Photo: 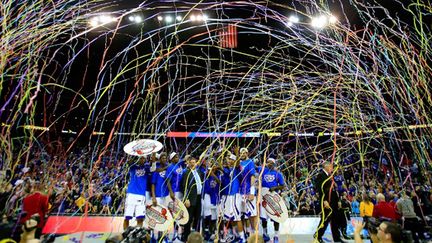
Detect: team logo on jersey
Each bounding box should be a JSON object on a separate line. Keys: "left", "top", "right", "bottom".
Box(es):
{"left": 210, "top": 180, "right": 218, "bottom": 188}
{"left": 159, "top": 171, "right": 166, "bottom": 178}
{"left": 175, "top": 167, "right": 183, "bottom": 174}
{"left": 136, "top": 169, "right": 146, "bottom": 177}
{"left": 264, "top": 174, "right": 276, "bottom": 182}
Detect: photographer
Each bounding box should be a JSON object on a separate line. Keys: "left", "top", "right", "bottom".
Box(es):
{"left": 353, "top": 220, "right": 402, "bottom": 243}
{"left": 20, "top": 214, "right": 41, "bottom": 243}
{"left": 396, "top": 190, "right": 426, "bottom": 243}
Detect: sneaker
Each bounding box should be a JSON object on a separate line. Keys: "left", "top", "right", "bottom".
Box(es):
{"left": 225, "top": 234, "right": 236, "bottom": 243}
{"left": 220, "top": 234, "right": 236, "bottom": 243}
{"left": 274, "top": 236, "right": 279, "bottom": 243}
{"left": 263, "top": 234, "right": 270, "bottom": 242}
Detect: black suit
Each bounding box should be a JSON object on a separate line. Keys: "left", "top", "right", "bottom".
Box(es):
{"left": 314, "top": 169, "right": 342, "bottom": 242}
{"left": 181, "top": 168, "right": 204, "bottom": 241}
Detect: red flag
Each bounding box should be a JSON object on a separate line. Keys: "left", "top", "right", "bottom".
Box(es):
{"left": 220, "top": 24, "right": 237, "bottom": 48}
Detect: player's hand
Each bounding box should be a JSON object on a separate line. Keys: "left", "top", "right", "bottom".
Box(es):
{"left": 353, "top": 220, "right": 365, "bottom": 234}
{"left": 185, "top": 199, "right": 191, "bottom": 208}
{"left": 152, "top": 198, "right": 157, "bottom": 207}
{"left": 323, "top": 200, "right": 330, "bottom": 209}
{"left": 247, "top": 194, "right": 254, "bottom": 201}
{"left": 233, "top": 146, "right": 240, "bottom": 155}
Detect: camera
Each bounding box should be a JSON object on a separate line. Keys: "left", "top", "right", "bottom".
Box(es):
{"left": 366, "top": 217, "right": 380, "bottom": 235}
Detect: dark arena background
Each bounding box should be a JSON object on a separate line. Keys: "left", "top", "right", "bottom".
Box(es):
{"left": 1, "top": 0, "right": 432, "bottom": 242}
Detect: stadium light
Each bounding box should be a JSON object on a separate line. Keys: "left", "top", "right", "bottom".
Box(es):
{"left": 329, "top": 15, "right": 337, "bottom": 24}
{"left": 129, "top": 15, "right": 142, "bottom": 24}
{"left": 165, "top": 15, "right": 173, "bottom": 23}
{"left": 89, "top": 17, "right": 99, "bottom": 27}
{"left": 189, "top": 14, "right": 207, "bottom": 22}
{"left": 99, "top": 15, "right": 115, "bottom": 24}
{"left": 311, "top": 15, "right": 328, "bottom": 29}
{"left": 176, "top": 15, "right": 182, "bottom": 21}
{"left": 89, "top": 14, "right": 116, "bottom": 27}
{"left": 157, "top": 15, "right": 163, "bottom": 21}
{"left": 288, "top": 15, "right": 299, "bottom": 23}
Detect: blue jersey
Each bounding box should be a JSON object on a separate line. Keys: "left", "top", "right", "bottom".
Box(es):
{"left": 219, "top": 167, "right": 229, "bottom": 196}
{"left": 145, "top": 162, "right": 153, "bottom": 192}
{"left": 204, "top": 172, "right": 221, "bottom": 205}
{"left": 221, "top": 167, "right": 241, "bottom": 195}
{"left": 151, "top": 166, "right": 169, "bottom": 197}
{"left": 240, "top": 159, "right": 257, "bottom": 195}
{"left": 127, "top": 164, "right": 148, "bottom": 195}
{"left": 166, "top": 162, "right": 184, "bottom": 193}
{"left": 199, "top": 165, "right": 207, "bottom": 175}
{"left": 258, "top": 167, "right": 285, "bottom": 190}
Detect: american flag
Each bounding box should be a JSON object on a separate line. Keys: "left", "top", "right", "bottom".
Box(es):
{"left": 219, "top": 24, "right": 238, "bottom": 48}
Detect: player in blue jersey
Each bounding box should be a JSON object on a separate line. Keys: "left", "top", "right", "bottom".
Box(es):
{"left": 258, "top": 157, "right": 286, "bottom": 243}
{"left": 166, "top": 152, "right": 185, "bottom": 242}
{"left": 239, "top": 147, "right": 258, "bottom": 235}
{"left": 217, "top": 153, "right": 230, "bottom": 241}
{"left": 151, "top": 152, "right": 174, "bottom": 207}
{"left": 202, "top": 159, "right": 221, "bottom": 241}
{"left": 167, "top": 152, "right": 184, "bottom": 200}
{"left": 220, "top": 153, "right": 246, "bottom": 242}
{"left": 123, "top": 156, "right": 150, "bottom": 230}
{"left": 151, "top": 152, "right": 175, "bottom": 242}
{"left": 145, "top": 153, "right": 158, "bottom": 206}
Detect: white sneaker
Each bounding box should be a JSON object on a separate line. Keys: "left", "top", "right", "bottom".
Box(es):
{"left": 220, "top": 234, "right": 236, "bottom": 243}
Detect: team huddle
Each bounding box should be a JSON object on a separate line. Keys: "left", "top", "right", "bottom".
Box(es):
{"left": 123, "top": 147, "right": 286, "bottom": 243}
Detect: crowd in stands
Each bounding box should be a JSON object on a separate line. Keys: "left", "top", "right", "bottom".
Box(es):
{"left": 1, "top": 144, "right": 432, "bottom": 242}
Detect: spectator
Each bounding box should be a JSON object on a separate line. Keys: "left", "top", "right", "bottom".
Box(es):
{"left": 19, "top": 181, "right": 49, "bottom": 238}
{"left": 351, "top": 196, "right": 360, "bottom": 216}
{"left": 339, "top": 194, "right": 351, "bottom": 238}
{"left": 353, "top": 220, "right": 402, "bottom": 243}
{"left": 373, "top": 193, "right": 399, "bottom": 221}
{"left": 20, "top": 214, "right": 41, "bottom": 243}
{"left": 75, "top": 192, "right": 87, "bottom": 213}
{"left": 396, "top": 190, "right": 425, "bottom": 243}
{"left": 187, "top": 232, "right": 203, "bottom": 243}
{"left": 100, "top": 190, "right": 112, "bottom": 215}
{"left": 360, "top": 193, "right": 374, "bottom": 226}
